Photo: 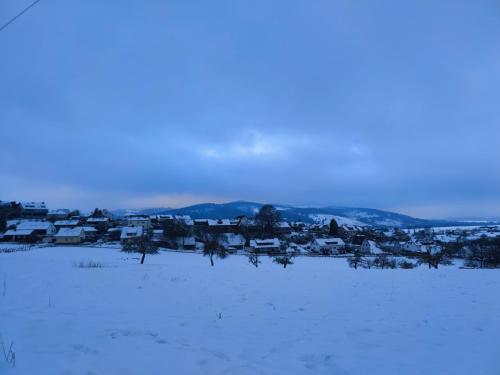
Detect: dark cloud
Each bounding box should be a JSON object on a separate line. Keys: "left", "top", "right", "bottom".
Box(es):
{"left": 1, "top": 0, "right": 500, "bottom": 217}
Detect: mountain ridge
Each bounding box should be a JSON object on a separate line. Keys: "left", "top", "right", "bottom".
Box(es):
{"left": 111, "top": 201, "right": 487, "bottom": 228}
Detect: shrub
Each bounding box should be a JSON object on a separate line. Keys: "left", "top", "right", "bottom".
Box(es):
{"left": 73, "top": 260, "right": 104, "bottom": 268}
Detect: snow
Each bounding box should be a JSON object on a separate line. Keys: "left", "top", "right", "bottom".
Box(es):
{"left": 54, "top": 220, "right": 80, "bottom": 226}
{"left": 3, "top": 229, "right": 34, "bottom": 236}
{"left": 1, "top": 247, "right": 500, "bottom": 375}
{"left": 366, "top": 240, "right": 385, "bottom": 254}
{"left": 20, "top": 201, "right": 47, "bottom": 210}
{"left": 54, "top": 227, "right": 84, "bottom": 237}
{"left": 16, "top": 221, "right": 54, "bottom": 231}
{"left": 120, "top": 226, "right": 143, "bottom": 240}
{"left": 313, "top": 238, "right": 345, "bottom": 247}
{"left": 308, "top": 214, "right": 367, "bottom": 227}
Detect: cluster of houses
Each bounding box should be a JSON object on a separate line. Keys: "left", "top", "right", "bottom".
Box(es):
{"left": 1, "top": 200, "right": 499, "bottom": 257}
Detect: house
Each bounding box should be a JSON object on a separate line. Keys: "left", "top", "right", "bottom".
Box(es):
{"left": 219, "top": 233, "right": 246, "bottom": 251}
{"left": 86, "top": 217, "right": 110, "bottom": 232}
{"left": 208, "top": 219, "right": 237, "bottom": 233}
{"left": 275, "top": 222, "right": 292, "bottom": 234}
{"left": 120, "top": 226, "right": 143, "bottom": 242}
{"left": 360, "top": 240, "right": 386, "bottom": 255}
{"left": 81, "top": 226, "right": 98, "bottom": 241}
{"left": 155, "top": 215, "right": 174, "bottom": 224}
{"left": 174, "top": 215, "right": 194, "bottom": 226}
{"left": 421, "top": 244, "right": 442, "bottom": 255}
{"left": 3, "top": 229, "right": 36, "bottom": 242}
{"left": 16, "top": 221, "right": 56, "bottom": 238}
{"left": 126, "top": 216, "right": 151, "bottom": 230}
{"left": 177, "top": 236, "right": 196, "bottom": 250}
{"left": 54, "top": 227, "right": 85, "bottom": 244}
{"left": 54, "top": 219, "right": 80, "bottom": 229}
{"left": 47, "top": 209, "right": 71, "bottom": 221}
{"left": 20, "top": 202, "right": 48, "bottom": 218}
{"left": 249, "top": 238, "right": 281, "bottom": 253}
{"left": 106, "top": 227, "right": 122, "bottom": 242}
{"left": 349, "top": 235, "right": 366, "bottom": 251}
{"left": 311, "top": 237, "right": 345, "bottom": 254}
{"left": 400, "top": 241, "right": 424, "bottom": 253}
{"left": 151, "top": 229, "right": 164, "bottom": 242}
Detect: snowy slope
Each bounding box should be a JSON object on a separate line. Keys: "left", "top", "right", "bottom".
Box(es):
{"left": 1, "top": 247, "right": 500, "bottom": 374}
{"left": 308, "top": 214, "right": 367, "bottom": 227}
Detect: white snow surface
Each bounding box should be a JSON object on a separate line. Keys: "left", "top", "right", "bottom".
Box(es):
{"left": 308, "top": 214, "right": 367, "bottom": 227}
{"left": 1, "top": 247, "right": 500, "bottom": 375}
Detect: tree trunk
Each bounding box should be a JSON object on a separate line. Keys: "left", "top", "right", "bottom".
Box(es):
{"left": 210, "top": 253, "right": 214, "bottom": 266}
{"left": 141, "top": 249, "right": 146, "bottom": 264}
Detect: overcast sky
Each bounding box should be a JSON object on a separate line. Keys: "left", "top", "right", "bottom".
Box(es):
{"left": 1, "top": 0, "right": 500, "bottom": 218}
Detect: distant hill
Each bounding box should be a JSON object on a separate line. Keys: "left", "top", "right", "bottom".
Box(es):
{"left": 112, "top": 201, "right": 469, "bottom": 228}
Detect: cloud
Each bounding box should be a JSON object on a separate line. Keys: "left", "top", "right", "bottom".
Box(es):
{"left": 1, "top": 0, "right": 500, "bottom": 217}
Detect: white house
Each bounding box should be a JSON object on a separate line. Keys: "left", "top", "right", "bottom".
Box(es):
{"left": 3, "top": 229, "right": 35, "bottom": 242}
{"left": 311, "top": 237, "right": 345, "bottom": 254}
{"left": 16, "top": 221, "right": 56, "bottom": 237}
{"left": 20, "top": 202, "right": 48, "bottom": 217}
{"left": 54, "top": 227, "right": 85, "bottom": 244}
{"left": 126, "top": 216, "right": 152, "bottom": 230}
{"left": 47, "top": 209, "right": 71, "bottom": 221}
{"left": 120, "top": 226, "right": 143, "bottom": 242}
{"left": 360, "top": 240, "right": 386, "bottom": 255}
{"left": 249, "top": 238, "right": 281, "bottom": 253}
{"left": 219, "top": 233, "right": 246, "bottom": 251}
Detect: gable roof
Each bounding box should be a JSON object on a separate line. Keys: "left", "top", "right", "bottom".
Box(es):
{"left": 314, "top": 237, "right": 345, "bottom": 246}
{"left": 4, "top": 229, "right": 34, "bottom": 236}
{"left": 20, "top": 202, "right": 47, "bottom": 210}
{"left": 54, "top": 227, "right": 84, "bottom": 237}
{"left": 120, "top": 226, "right": 143, "bottom": 240}
{"left": 17, "top": 221, "right": 54, "bottom": 231}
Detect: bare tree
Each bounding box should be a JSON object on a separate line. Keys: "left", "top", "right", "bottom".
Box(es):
{"left": 122, "top": 235, "right": 158, "bottom": 264}
{"left": 201, "top": 232, "right": 227, "bottom": 266}
{"left": 273, "top": 254, "right": 294, "bottom": 268}
{"left": 348, "top": 251, "right": 363, "bottom": 269}
{"left": 248, "top": 252, "right": 261, "bottom": 268}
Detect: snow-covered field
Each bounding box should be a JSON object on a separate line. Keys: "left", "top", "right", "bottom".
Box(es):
{"left": 1, "top": 247, "right": 500, "bottom": 375}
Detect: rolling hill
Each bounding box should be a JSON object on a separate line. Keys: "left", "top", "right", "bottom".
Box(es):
{"left": 112, "top": 201, "right": 464, "bottom": 228}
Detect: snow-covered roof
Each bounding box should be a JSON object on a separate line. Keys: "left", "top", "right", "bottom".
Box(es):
{"left": 277, "top": 222, "right": 291, "bottom": 228}
{"left": 54, "top": 220, "right": 80, "bottom": 226}
{"left": 220, "top": 233, "right": 245, "bottom": 248}
{"left": 86, "top": 217, "right": 109, "bottom": 223}
{"left": 54, "top": 227, "right": 84, "bottom": 237}
{"left": 49, "top": 209, "right": 70, "bottom": 215}
{"left": 249, "top": 238, "right": 280, "bottom": 249}
{"left": 127, "top": 216, "right": 150, "bottom": 221}
{"left": 120, "top": 226, "right": 143, "bottom": 240}
{"left": 208, "top": 219, "right": 232, "bottom": 226}
{"left": 6, "top": 219, "right": 21, "bottom": 227}
{"left": 366, "top": 240, "right": 385, "bottom": 254}
{"left": 156, "top": 214, "right": 174, "bottom": 220}
{"left": 314, "top": 237, "right": 345, "bottom": 246}
{"left": 20, "top": 202, "right": 47, "bottom": 210}
{"left": 81, "top": 226, "right": 98, "bottom": 232}
{"left": 17, "top": 221, "right": 54, "bottom": 231}
{"left": 4, "top": 229, "right": 34, "bottom": 236}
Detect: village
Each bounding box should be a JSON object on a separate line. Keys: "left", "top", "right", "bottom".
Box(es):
{"left": 1, "top": 200, "right": 499, "bottom": 268}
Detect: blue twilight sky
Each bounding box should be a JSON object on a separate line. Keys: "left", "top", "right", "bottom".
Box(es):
{"left": 1, "top": 0, "right": 500, "bottom": 218}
